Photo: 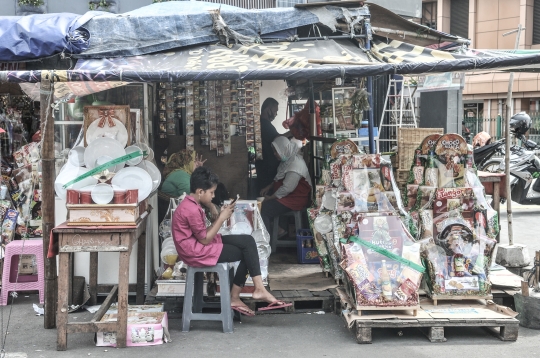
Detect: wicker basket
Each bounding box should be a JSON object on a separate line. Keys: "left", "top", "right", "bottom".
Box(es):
{"left": 397, "top": 128, "right": 444, "bottom": 170}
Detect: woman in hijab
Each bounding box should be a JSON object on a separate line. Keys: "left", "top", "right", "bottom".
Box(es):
{"left": 260, "top": 136, "right": 312, "bottom": 238}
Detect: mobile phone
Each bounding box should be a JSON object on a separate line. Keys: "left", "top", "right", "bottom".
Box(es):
{"left": 230, "top": 195, "right": 240, "bottom": 205}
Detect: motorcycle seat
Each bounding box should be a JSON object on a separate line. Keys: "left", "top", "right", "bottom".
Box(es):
{"left": 474, "top": 142, "right": 502, "bottom": 161}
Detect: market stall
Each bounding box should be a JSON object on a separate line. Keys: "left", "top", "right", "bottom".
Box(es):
{"left": 0, "top": 0, "right": 536, "bottom": 347}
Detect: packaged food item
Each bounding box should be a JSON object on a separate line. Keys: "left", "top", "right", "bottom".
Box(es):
{"left": 1, "top": 209, "right": 18, "bottom": 244}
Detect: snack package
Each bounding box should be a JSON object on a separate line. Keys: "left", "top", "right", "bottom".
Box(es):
{"left": 1, "top": 209, "right": 18, "bottom": 244}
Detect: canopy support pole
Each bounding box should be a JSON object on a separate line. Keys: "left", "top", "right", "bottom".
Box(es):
{"left": 309, "top": 79, "right": 317, "bottom": 188}
{"left": 365, "top": 23, "right": 376, "bottom": 154}
{"left": 503, "top": 24, "right": 523, "bottom": 246}
{"left": 40, "top": 76, "right": 57, "bottom": 328}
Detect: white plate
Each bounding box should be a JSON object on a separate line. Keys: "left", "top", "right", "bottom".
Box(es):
{"left": 84, "top": 137, "right": 126, "bottom": 172}
{"left": 231, "top": 222, "right": 253, "bottom": 235}
{"left": 54, "top": 163, "right": 98, "bottom": 200}
{"left": 136, "top": 160, "right": 161, "bottom": 192}
{"left": 125, "top": 145, "right": 143, "bottom": 166}
{"left": 322, "top": 191, "right": 336, "bottom": 211}
{"left": 111, "top": 167, "right": 153, "bottom": 202}
{"left": 68, "top": 146, "right": 85, "bottom": 167}
{"left": 86, "top": 118, "right": 129, "bottom": 147}
{"left": 314, "top": 214, "right": 332, "bottom": 234}
{"left": 91, "top": 183, "right": 114, "bottom": 205}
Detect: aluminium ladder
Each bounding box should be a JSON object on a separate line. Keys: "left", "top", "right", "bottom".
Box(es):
{"left": 378, "top": 77, "right": 417, "bottom": 151}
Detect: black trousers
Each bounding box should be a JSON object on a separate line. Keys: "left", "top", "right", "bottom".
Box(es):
{"left": 261, "top": 199, "right": 292, "bottom": 238}
{"left": 217, "top": 235, "right": 261, "bottom": 287}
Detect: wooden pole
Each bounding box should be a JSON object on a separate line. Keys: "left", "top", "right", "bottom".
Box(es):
{"left": 40, "top": 75, "right": 57, "bottom": 329}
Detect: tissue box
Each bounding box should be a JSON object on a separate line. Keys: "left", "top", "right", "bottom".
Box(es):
{"left": 96, "top": 305, "right": 170, "bottom": 347}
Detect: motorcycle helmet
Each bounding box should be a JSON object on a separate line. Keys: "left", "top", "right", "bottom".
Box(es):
{"left": 509, "top": 111, "right": 531, "bottom": 136}
{"left": 473, "top": 131, "right": 491, "bottom": 147}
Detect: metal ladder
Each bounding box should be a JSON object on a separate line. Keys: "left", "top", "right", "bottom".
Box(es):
{"left": 378, "top": 77, "right": 417, "bottom": 151}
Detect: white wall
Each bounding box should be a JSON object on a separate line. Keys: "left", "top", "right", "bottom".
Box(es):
{"left": 260, "top": 80, "right": 289, "bottom": 134}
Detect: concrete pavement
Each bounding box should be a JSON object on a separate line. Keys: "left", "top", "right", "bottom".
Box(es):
{"left": 0, "top": 203, "right": 539, "bottom": 357}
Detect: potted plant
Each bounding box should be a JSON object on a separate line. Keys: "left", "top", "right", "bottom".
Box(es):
{"left": 16, "top": 0, "right": 47, "bottom": 15}
{"left": 88, "top": 0, "right": 118, "bottom": 13}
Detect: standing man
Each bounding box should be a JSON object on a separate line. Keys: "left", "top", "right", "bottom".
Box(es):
{"left": 256, "top": 97, "right": 281, "bottom": 193}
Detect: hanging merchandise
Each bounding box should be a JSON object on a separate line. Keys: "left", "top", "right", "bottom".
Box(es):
{"left": 401, "top": 133, "right": 499, "bottom": 301}
{"left": 199, "top": 81, "right": 216, "bottom": 146}
{"left": 199, "top": 82, "right": 209, "bottom": 146}
{"left": 222, "top": 80, "right": 231, "bottom": 155}
{"left": 253, "top": 81, "right": 263, "bottom": 160}
{"left": 215, "top": 81, "right": 224, "bottom": 157}
{"left": 185, "top": 82, "right": 195, "bottom": 150}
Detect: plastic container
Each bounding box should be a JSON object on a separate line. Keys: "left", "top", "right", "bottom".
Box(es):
{"left": 296, "top": 229, "right": 319, "bottom": 264}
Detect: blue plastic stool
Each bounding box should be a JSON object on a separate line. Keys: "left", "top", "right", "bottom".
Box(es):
{"left": 182, "top": 263, "right": 234, "bottom": 333}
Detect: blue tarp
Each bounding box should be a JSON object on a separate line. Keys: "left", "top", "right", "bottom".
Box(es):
{"left": 0, "top": 1, "right": 369, "bottom": 62}
{"left": 0, "top": 12, "right": 89, "bottom": 62}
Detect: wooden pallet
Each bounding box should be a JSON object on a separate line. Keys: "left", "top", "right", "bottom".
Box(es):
{"left": 338, "top": 288, "right": 518, "bottom": 343}
{"left": 242, "top": 290, "right": 335, "bottom": 314}
{"left": 430, "top": 294, "right": 493, "bottom": 306}
{"left": 345, "top": 314, "right": 519, "bottom": 344}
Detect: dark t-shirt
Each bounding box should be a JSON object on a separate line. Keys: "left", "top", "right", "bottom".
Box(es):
{"left": 255, "top": 118, "right": 280, "bottom": 190}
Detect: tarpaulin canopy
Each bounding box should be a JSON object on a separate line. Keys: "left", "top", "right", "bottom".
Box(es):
{"left": 0, "top": 1, "right": 369, "bottom": 62}
{"left": 4, "top": 37, "right": 540, "bottom": 87}
{"left": 0, "top": 12, "right": 89, "bottom": 62}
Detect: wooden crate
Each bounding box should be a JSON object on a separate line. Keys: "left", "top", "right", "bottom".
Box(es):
{"left": 67, "top": 203, "right": 140, "bottom": 225}
{"left": 397, "top": 128, "right": 444, "bottom": 170}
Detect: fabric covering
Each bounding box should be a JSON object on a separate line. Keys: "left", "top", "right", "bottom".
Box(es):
{"left": 272, "top": 136, "right": 311, "bottom": 187}
{"left": 172, "top": 195, "right": 222, "bottom": 267}
{"left": 0, "top": 12, "right": 89, "bottom": 61}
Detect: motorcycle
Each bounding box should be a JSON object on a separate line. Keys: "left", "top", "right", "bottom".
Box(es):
{"left": 474, "top": 112, "right": 540, "bottom": 205}
{"left": 499, "top": 140, "right": 540, "bottom": 205}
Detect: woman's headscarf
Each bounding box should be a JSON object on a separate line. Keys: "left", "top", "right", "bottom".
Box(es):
{"left": 272, "top": 136, "right": 311, "bottom": 187}
{"left": 162, "top": 149, "right": 196, "bottom": 178}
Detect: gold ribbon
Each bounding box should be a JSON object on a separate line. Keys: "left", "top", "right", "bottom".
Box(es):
{"left": 97, "top": 109, "right": 118, "bottom": 128}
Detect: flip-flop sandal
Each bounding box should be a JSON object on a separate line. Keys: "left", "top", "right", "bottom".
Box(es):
{"left": 231, "top": 306, "right": 255, "bottom": 317}
{"left": 257, "top": 300, "right": 292, "bottom": 312}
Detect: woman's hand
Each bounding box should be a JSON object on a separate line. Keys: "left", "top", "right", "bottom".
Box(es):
{"left": 218, "top": 204, "right": 235, "bottom": 222}
{"left": 193, "top": 153, "right": 207, "bottom": 171}
{"left": 259, "top": 184, "right": 272, "bottom": 197}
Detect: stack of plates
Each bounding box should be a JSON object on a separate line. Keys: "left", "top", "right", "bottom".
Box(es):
{"left": 111, "top": 167, "right": 153, "bottom": 203}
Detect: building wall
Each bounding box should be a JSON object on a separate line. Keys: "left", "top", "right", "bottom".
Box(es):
{"left": 0, "top": 0, "right": 422, "bottom": 16}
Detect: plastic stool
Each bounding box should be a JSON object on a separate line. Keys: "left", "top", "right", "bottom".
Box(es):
{"left": 1, "top": 240, "right": 44, "bottom": 305}
{"left": 271, "top": 210, "right": 303, "bottom": 254}
{"left": 182, "top": 263, "right": 234, "bottom": 333}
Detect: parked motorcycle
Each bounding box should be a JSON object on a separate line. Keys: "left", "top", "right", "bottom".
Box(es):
{"left": 474, "top": 112, "right": 540, "bottom": 205}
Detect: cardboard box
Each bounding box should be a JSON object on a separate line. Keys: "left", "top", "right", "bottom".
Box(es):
{"left": 18, "top": 254, "right": 36, "bottom": 275}
{"left": 96, "top": 304, "right": 170, "bottom": 347}
{"left": 156, "top": 280, "right": 208, "bottom": 297}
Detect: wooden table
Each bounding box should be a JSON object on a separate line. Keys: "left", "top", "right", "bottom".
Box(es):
{"left": 478, "top": 171, "right": 506, "bottom": 243}
{"left": 54, "top": 216, "right": 148, "bottom": 350}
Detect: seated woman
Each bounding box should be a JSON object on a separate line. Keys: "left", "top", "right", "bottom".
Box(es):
{"left": 260, "top": 137, "right": 312, "bottom": 238}
{"left": 161, "top": 149, "right": 206, "bottom": 198}
{"left": 172, "top": 166, "right": 291, "bottom": 315}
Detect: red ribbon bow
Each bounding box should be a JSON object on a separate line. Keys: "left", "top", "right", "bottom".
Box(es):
{"left": 97, "top": 109, "right": 118, "bottom": 128}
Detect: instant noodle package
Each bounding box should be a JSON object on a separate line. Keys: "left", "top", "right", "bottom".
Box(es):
{"left": 403, "top": 133, "right": 498, "bottom": 300}
{"left": 308, "top": 140, "right": 424, "bottom": 309}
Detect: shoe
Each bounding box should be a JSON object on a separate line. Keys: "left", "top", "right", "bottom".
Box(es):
{"left": 231, "top": 305, "right": 255, "bottom": 316}
{"left": 257, "top": 300, "right": 292, "bottom": 312}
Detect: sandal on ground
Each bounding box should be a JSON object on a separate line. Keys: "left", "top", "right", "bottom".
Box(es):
{"left": 231, "top": 305, "right": 255, "bottom": 316}
{"left": 257, "top": 300, "right": 292, "bottom": 312}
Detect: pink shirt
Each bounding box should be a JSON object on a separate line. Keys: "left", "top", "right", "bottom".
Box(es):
{"left": 172, "top": 195, "right": 223, "bottom": 267}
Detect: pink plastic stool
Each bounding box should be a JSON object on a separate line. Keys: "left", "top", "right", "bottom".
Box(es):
{"left": 1, "top": 240, "right": 44, "bottom": 305}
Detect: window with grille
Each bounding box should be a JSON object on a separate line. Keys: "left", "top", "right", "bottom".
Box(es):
{"left": 421, "top": 1, "right": 437, "bottom": 29}
{"left": 450, "top": 0, "right": 469, "bottom": 38}
{"left": 201, "top": 0, "right": 277, "bottom": 8}
{"left": 534, "top": 0, "right": 540, "bottom": 44}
